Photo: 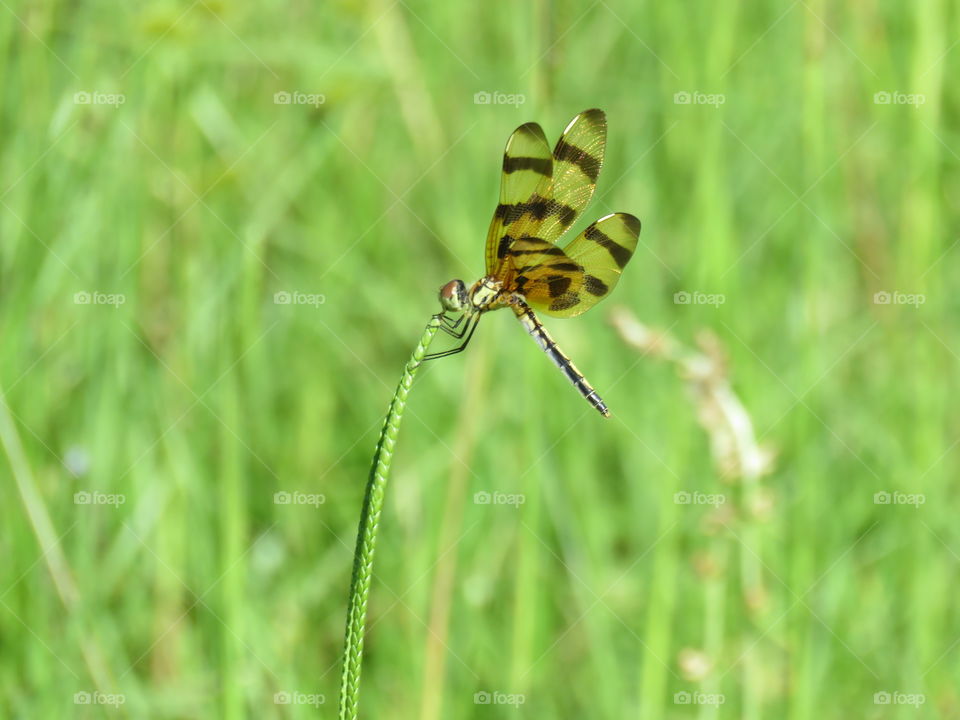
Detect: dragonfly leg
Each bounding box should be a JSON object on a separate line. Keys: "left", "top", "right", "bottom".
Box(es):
{"left": 424, "top": 314, "right": 480, "bottom": 360}
{"left": 441, "top": 313, "right": 465, "bottom": 329}
{"left": 434, "top": 312, "right": 471, "bottom": 339}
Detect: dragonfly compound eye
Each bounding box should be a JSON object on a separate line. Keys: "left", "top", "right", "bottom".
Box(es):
{"left": 439, "top": 279, "right": 468, "bottom": 312}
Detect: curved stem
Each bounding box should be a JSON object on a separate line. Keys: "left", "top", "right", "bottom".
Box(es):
{"left": 338, "top": 315, "right": 442, "bottom": 720}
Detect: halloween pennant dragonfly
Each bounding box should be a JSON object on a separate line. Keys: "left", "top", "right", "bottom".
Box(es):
{"left": 426, "top": 108, "right": 640, "bottom": 417}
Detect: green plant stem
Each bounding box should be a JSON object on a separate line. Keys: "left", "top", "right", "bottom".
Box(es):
{"left": 338, "top": 315, "right": 442, "bottom": 720}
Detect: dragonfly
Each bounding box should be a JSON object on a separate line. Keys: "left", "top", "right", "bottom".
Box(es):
{"left": 426, "top": 108, "right": 640, "bottom": 417}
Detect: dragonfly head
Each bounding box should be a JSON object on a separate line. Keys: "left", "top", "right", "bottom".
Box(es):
{"left": 439, "top": 279, "right": 469, "bottom": 313}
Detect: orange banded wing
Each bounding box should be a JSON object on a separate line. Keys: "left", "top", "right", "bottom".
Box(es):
{"left": 519, "top": 212, "right": 641, "bottom": 318}
{"left": 535, "top": 108, "right": 607, "bottom": 245}
{"left": 484, "top": 122, "right": 553, "bottom": 274}
{"left": 485, "top": 109, "right": 608, "bottom": 276}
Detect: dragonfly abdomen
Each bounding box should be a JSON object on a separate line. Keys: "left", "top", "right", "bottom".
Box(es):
{"left": 512, "top": 301, "right": 610, "bottom": 417}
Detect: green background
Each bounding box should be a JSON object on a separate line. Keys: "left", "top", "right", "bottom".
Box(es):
{"left": 2, "top": 0, "right": 958, "bottom": 717}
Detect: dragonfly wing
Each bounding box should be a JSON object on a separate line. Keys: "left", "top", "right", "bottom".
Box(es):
{"left": 519, "top": 212, "right": 640, "bottom": 318}
{"left": 484, "top": 122, "right": 553, "bottom": 274}
{"left": 535, "top": 108, "right": 607, "bottom": 245}
{"left": 485, "top": 109, "right": 608, "bottom": 278}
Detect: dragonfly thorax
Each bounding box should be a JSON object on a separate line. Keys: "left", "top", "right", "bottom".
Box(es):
{"left": 439, "top": 277, "right": 503, "bottom": 314}
{"left": 468, "top": 277, "right": 503, "bottom": 310}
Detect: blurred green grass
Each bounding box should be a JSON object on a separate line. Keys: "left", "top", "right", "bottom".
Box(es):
{"left": 2, "top": 0, "right": 959, "bottom": 717}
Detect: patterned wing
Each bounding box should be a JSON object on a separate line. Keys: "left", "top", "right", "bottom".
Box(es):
{"left": 517, "top": 213, "right": 641, "bottom": 318}
{"left": 486, "top": 109, "right": 608, "bottom": 277}
{"left": 484, "top": 122, "right": 553, "bottom": 274}
{"left": 535, "top": 108, "right": 607, "bottom": 245}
